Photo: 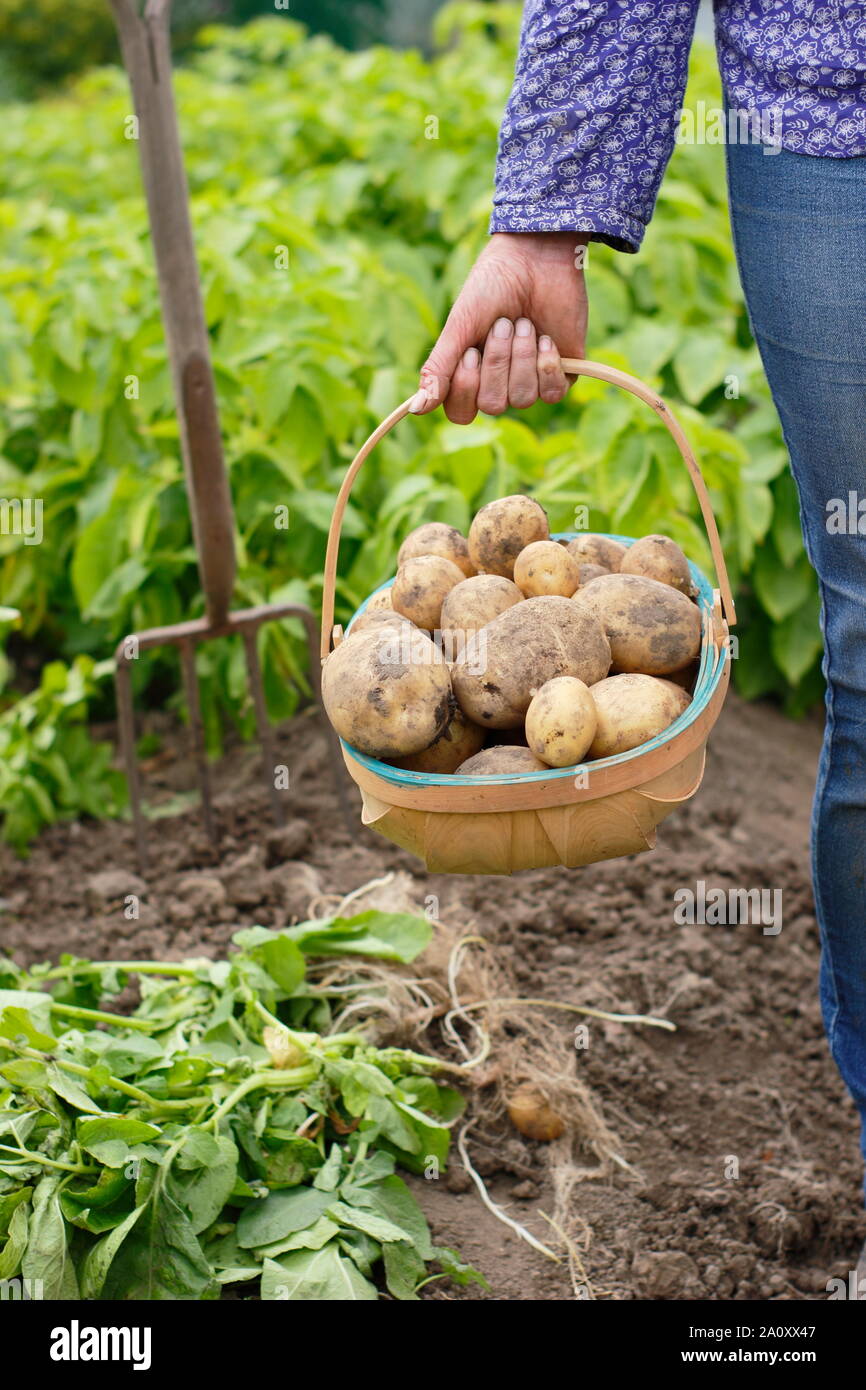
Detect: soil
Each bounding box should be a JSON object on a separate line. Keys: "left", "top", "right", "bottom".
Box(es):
{"left": 1, "top": 692, "right": 863, "bottom": 1302}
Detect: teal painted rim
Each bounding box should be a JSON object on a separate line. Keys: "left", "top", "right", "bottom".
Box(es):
{"left": 341, "top": 533, "right": 726, "bottom": 788}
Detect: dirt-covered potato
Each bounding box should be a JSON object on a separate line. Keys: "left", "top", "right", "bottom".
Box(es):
{"left": 572, "top": 573, "right": 701, "bottom": 675}
{"left": 349, "top": 607, "right": 413, "bottom": 637}
{"left": 468, "top": 495, "right": 549, "bottom": 578}
{"left": 452, "top": 595, "right": 611, "bottom": 729}
{"left": 525, "top": 676, "right": 597, "bottom": 767}
{"left": 365, "top": 587, "right": 393, "bottom": 615}
{"left": 321, "top": 627, "right": 452, "bottom": 759}
{"left": 577, "top": 562, "right": 608, "bottom": 586}
{"left": 620, "top": 534, "right": 693, "bottom": 594}
{"left": 440, "top": 574, "right": 524, "bottom": 634}
{"left": 398, "top": 521, "right": 474, "bottom": 578}
{"left": 456, "top": 746, "right": 549, "bottom": 775}
{"left": 513, "top": 540, "right": 581, "bottom": 598}
{"left": 391, "top": 554, "right": 465, "bottom": 631}
{"left": 389, "top": 706, "right": 485, "bottom": 774}
{"left": 589, "top": 673, "right": 691, "bottom": 759}
{"left": 565, "top": 533, "right": 626, "bottom": 572}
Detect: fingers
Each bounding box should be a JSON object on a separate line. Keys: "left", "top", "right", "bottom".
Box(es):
{"left": 537, "top": 335, "right": 569, "bottom": 404}
{"left": 508, "top": 317, "right": 538, "bottom": 408}
{"left": 476, "top": 317, "right": 514, "bottom": 415}
{"left": 412, "top": 304, "right": 486, "bottom": 415}
{"left": 444, "top": 348, "right": 482, "bottom": 424}
{"left": 416, "top": 321, "right": 571, "bottom": 421}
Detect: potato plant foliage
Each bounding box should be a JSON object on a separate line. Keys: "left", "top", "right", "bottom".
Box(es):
{"left": 0, "top": 4, "right": 820, "bottom": 846}
{"left": 0, "top": 912, "right": 483, "bottom": 1300}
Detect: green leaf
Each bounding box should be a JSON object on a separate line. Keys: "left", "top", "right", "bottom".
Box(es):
{"left": 673, "top": 329, "right": 733, "bottom": 404}
{"left": 79, "top": 1204, "right": 146, "bottom": 1300}
{"left": 0, "top": 1201, "right": 29, "bottom": 1280}
{"left": 326, "top": 1200, "right": 410, "bottom": 1244}
{"left": 254, "top": 1215, "right": 340, "bottom": 1260}
{"left": 285, "top": 911, "right": 432, "bottom": 963}
{"left": 770, "top": 594, "right": 823, "bottom": 684}
{"left": 344, "top": 1175, "right": 434, "bottom": 1260}
{"left": 236, "top": 1186, "right": 333, "bottom": 1250}
{"left": 46, "top": 1062, "right": 105, "bottom": 1114}
{"left": 76, "top": 1116, "right": 162, "bottom": 1167}
{"left": 753, "top": 547, "right": 816, "bottom": 623}
{"left": 169, "top": 1135, "right": 238, "bottom": 1235}
{"left": 101, "top": 1186, "right": 219, "bottom": 1301}
{"left": 382, "top": 1239, "right": 425, "bottom": 1300}
{"left": 21, "top": 1179, "right": 78, "bottom": 1300}
{"left": 260, "top": 1244, "right": 378, "bottom": 1301}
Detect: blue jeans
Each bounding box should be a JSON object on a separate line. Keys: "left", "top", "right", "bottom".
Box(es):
{"left": 725, "top": 138, "right": 866, "bottom": 1188}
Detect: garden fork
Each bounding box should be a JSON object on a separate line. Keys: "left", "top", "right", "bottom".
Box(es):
{"left": 110, "top": 0, "right": 349, "bottom": 869}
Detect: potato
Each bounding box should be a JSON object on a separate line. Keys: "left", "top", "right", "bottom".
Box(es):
{"left": 589, "top": 673, "right": 691, "bottom": 759}
{"left": 577, "top": 562, "right": 608, "bottom": 586}
{"left": 321, "top": 626, "right": 452, "bottom": 759}
{"left": 565, "top": 533, "right": 626, "bottom": 572}
{"left": 452, "top": 595, "right": 611, "bottom": 729}
{"left": 456, "top": 746, "right": 549, "bottom": 776}
{"left": 468, "top": 494, "right": 549, "bottom": 578}
{"left": 620, "top": 533, "right": 693, "bottom": 594}
{"left": 365, "top": 587, "right": 393, "bottom": 615}
{"left": 525, "top": 676, "right": 597, "bottom": 767}
{"left": 513, "top": 540, "right": 581, "bottom": 598}
{"left": 507, "top": 1084, "right": 565, "bottom": 1142}
{"left": 398, "top": 521, "right": 474, "bottom": 578}
{"left": 391, "top": 554, "right": 465, "bottom": 631}
{"left": 349, "top": 607, "right": 413, "bottom": 637}
{"left": 389, "top": 706, "right": 485, "bottom": 774}
{"left": 664, "top": 661, "right": 699, "bottom": 694}
{"left": 572, "top": 573, "right": 701, "bottom": 675}
{"left": 440, "top": 574, "right": 524, "bottom": 635}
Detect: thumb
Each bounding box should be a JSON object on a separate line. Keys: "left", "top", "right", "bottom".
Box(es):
{"left": 411, "top": 304, "right": 487, "bottom": 415}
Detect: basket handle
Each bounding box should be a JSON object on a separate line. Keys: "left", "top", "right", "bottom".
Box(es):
{"left": 320, "top": 358, "right": 736, "bottom": 660}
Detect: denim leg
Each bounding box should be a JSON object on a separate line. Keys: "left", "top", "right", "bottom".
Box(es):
{"left": 725, "top": 138, "right": 866, "bottom": 1180}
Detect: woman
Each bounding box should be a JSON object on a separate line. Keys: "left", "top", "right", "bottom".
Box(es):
{"left": 412, "top": 1, "right": 866, "bottom": 1287}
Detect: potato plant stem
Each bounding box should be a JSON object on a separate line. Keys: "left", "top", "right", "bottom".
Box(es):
{"left": 0, "top": 1142, "right": 98, "bottom": 1175}
{"left": 207, "top": 1065, "right": 318, "bottom": 1131}
{"left": 47, "top": 1001, "right": 157, "bottom": 1033}
{"left": 16, "top": 1045, "right": 198, "bottom": 1112}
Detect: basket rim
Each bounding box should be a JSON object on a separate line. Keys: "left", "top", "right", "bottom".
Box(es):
{"left": 341, "top": 532, "right": 728, "bottom": 789}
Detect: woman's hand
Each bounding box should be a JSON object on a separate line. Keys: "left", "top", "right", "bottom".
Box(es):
{"left": 411, "top": 231, "right": 589, "bottom": 422}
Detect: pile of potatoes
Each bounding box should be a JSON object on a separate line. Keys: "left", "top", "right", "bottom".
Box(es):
{"left": 322, "top": 496, "right": 703, "bottom": 778}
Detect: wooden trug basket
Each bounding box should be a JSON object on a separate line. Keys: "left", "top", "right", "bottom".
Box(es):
{"left": 321, "top": 360, "right": 736, "bottom": 876}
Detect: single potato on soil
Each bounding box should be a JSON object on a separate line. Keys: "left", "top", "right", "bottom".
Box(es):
{"left": 589, "top": 673, "right": 691, "bottom": 759}
{"left": 514, "top": 540, "right": 581, "bottom": 598}
{"left": 391, "top": 554, "right": 465, "bottom": 630}
{"left": 398, "top": 521, "right": 475, "bottom": 578}
{"left": 468, "top": 494, "right": 549, "bottom": 578}
{"left": 321, "top": 626, "right": 452, "bottom": 759}
{"left": 452, "top": 595, "right": 611, "bottom": 729}
{"left": 573, "top": 572, "right": 701, "bottom": 675}
{"left": 525, "top": 676, "right": 597, "bottom": 767}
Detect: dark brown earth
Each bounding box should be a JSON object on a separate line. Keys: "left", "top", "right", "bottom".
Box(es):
{"left": 1, "top": 691, "right": 863, "bottom": 1301}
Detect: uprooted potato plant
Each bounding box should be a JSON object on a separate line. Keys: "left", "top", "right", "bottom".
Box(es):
{"left": 0, "top": 871, "right": 674, "bottom": 1300}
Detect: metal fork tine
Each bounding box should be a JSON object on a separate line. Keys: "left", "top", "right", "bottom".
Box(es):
{"left": 179, "top": 639, "right": 217, "bottom": 846}
{"left": 242, "top": 627, "right": 285, "bottom": 829}
{"left": 115, "top": 655, "right": 149, "bottom": 870}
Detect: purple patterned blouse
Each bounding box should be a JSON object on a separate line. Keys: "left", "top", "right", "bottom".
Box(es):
{"left": 491, "top": 1, "right": 866, "bottom": 252}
